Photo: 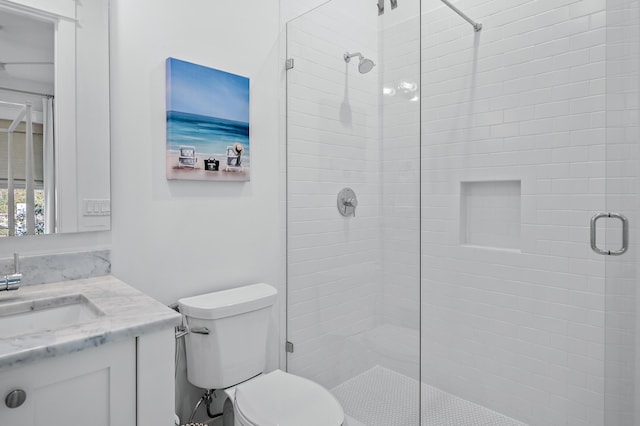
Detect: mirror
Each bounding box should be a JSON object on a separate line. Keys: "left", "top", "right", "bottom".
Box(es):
{"left": 0, "top": 0, "right": 110, "bottom": 236}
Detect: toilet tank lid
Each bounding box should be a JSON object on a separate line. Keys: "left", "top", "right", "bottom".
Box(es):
{"left": 178, "top": 283, "right": 278, "bottom": 320}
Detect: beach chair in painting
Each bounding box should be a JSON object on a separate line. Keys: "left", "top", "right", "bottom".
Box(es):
{"left": 178, "top": 145, "right": 197, "bottom": 168}
{"left": 225, "top": 144, "right": 244, "bottom": 172}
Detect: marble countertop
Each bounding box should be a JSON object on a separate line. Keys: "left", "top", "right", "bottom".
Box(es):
{"left": 0, "top": 275, "right": 181, "bottom": 371}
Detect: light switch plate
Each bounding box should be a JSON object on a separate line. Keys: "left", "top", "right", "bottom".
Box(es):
{"left": 83, "top": 199, "right": 110, "bottom": 216}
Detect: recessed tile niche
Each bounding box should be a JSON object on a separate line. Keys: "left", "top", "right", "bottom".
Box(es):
{"left": 460, "top": 180, "right": 521, "bottom": 251}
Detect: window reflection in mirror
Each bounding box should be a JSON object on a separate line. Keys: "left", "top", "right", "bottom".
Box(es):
{"left": 0, "top": 8, "right": 54, "bottom": 236}
{"left": 0, "top": 0, "right": 111, "bottom": 236}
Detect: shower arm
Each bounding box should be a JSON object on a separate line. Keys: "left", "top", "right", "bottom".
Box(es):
{"left": 344, "top": 52, "right": 363, "bottom": 63}
{"left": 440, "top": 0, "right": 482, "bottom": 32}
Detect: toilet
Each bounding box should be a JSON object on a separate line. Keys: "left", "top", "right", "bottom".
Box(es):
{"left": 178, "top": 283, "right": 344, "bottom": 426}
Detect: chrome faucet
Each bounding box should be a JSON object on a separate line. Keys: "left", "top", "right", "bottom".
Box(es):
{"left": 1, "top": 253, "right": 22, "bottom": 291}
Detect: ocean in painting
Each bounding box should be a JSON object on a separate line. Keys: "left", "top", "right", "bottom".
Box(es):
{"left": 167, "top": 110, "right": 250, "bottom": 159}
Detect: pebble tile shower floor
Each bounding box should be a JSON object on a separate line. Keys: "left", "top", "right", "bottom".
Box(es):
{"left": 332, "top": 366, "right": 527, "bottom": 426}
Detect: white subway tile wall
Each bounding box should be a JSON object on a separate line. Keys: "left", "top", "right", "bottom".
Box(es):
{"left": 421, "top": 0, "right": 608, "bottom": 425}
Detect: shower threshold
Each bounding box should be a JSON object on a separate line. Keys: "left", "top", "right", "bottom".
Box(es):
{"left": 332, "top": 366, "right": 527, "bottom": 426}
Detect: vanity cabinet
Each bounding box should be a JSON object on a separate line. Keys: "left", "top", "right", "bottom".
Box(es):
{"left": 0, "top": 339, "right": 136, "bottom": 426}
{"left": 0, "top": 277, "right": 180, "bottom": 426}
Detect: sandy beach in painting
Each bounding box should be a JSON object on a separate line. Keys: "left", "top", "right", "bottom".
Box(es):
{"left": 166, "top": 150, "right": 250, "bottom": 181}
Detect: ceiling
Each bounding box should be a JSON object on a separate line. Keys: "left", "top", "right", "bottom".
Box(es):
{"left": 0, "top": 8, "right": 54, "bottom": 93}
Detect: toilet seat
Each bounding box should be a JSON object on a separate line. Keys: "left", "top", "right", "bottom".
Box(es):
{"left": 233, "top": 370, "right": 344, "bottom": 426}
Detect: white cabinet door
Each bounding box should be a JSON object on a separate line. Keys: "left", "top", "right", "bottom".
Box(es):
{"left": 0, "top": 339, "right": 136, "bottom": 426}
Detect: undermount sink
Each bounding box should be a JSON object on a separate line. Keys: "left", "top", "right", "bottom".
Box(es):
{"left": 0, "top": 294, "right": 104, "bottom": 339}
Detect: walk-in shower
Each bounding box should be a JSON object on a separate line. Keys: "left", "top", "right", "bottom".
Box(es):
{"left": 286, "top": 0, "right": 640, "bottom": 425}
{"left": 344, "top": 52, "right": 375, "bottom": 74}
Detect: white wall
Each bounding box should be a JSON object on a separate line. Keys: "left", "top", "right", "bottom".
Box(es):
{"left": 109, "top": 0, "right": 281, "bottom": 317}
{"left": 108, "top": 0, "right": 281, "bottom": 421}
{"left": 420, "top": 0, "right": 608, "bottom": 425}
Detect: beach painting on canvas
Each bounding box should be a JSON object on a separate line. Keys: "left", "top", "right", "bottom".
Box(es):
{"left": 166, "top": 57, "right": 250, "bottom": 181}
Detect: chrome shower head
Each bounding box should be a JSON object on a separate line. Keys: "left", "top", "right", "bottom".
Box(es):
{"left": 358, "top": 58, "right": 375, "bottom": 74}
{"left": 344, "top": 52, "right": 375, "bottom": 74}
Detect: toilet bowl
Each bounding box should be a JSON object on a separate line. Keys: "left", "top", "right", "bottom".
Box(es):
{"left": 225, "top": 370, "right": 343, "bottom": 426}
{"left": 178, "top": 283, "right": 344, "bottom": 426}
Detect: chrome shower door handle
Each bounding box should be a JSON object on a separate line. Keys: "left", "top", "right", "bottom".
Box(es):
{"left": 590, "top": 212, "right": 629, "bottom": 256}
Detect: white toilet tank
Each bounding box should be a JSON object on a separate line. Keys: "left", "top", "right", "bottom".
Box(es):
{"left": 178, "top": 283, "right": 277, "bottom": 389}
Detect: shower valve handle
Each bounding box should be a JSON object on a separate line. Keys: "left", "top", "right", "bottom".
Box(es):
{"left": 343, "top": 198, "right": 357, "bottom": 207}
{"left": 337, "top": 188, "right": 358, "bottom": 217}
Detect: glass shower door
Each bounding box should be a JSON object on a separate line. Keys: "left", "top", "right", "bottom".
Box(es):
{"left": 285, "top": 0, "right": 421, "bottom": 425}
{"left": 604, "top": 0, "right": 640, "bottom": 424}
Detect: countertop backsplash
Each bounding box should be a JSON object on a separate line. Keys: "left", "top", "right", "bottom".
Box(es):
{"left": 0, "top": 250, "right": 110, "bottom": 286}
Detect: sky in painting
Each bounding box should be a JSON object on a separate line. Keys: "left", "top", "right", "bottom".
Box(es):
{"left": 166, "top": 57, "right": 249, "bottom": 124}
